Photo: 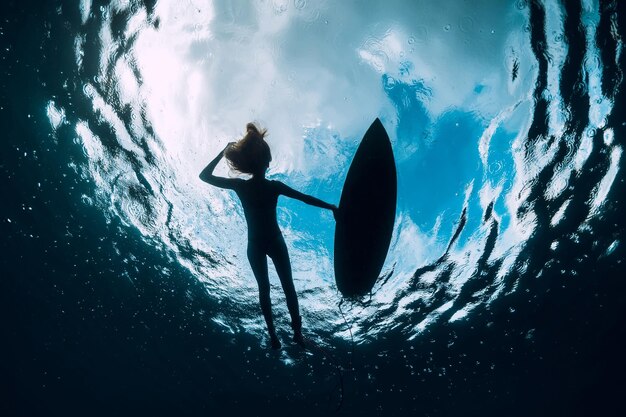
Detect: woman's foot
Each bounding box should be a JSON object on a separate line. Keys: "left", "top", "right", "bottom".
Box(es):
{"left": 270, "top": 333, "right": 282, "bottom": 350}
{"left": 291, "top": 315, "right": 305, "bottom": 347}
{"left": 293, "top": 330, "right": 306, "bottom": 348}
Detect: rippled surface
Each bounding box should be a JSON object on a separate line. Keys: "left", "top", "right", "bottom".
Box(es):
{"left": 50, "top": 0, "right": 622, "bottom": 342}
{"left": 4, "top": 0, "right": 626, "bottom": 415}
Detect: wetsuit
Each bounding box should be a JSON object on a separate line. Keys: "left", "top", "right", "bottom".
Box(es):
{"left": 200, "top": 148, "right": 334, "bottom": 337}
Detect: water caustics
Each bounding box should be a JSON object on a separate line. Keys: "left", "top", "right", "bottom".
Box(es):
{"left": 47, "top": 0, "right": 623, "bottom": 346}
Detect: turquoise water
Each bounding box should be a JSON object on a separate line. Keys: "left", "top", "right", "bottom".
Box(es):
{"left": 3, "top": 0, "right": 625, "bottom": 416}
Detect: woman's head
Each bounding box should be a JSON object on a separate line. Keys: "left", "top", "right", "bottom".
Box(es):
{"left": 224, "top": 122, "right": 272, "bottom": 176}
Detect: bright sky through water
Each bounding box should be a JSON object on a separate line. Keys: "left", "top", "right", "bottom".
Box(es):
{"left": 50, "top": 0, "right": 620, "bottom": 344}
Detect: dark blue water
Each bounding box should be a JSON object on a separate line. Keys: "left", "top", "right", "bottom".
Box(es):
{"left": 2, "top": 1, "right": 626, "bottom": 416}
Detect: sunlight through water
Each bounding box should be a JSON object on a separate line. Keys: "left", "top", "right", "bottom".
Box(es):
{"left": 48, "top": 0, "right": 622, "bottom": 347}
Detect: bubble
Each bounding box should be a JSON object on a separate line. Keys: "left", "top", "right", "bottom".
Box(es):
{"left": 363, "top": 36, "right": 389, "bottom": 67}
{"left": 585, "top": 54, "right": 601, "bottom": 69}
{"left": 411, "top": 26, "right": 428, "bottom": 44}
{"left": 384, "top": 76, "right": 396, "bottom": 90}
{"left": 273, "top": 0, "right": 289, "bottom": 14}
{"left": 301, "top": 8, "right": 320, "bottom": 23}
{"left": 122, "top": 194, "right": 154, "bottom": 230}
{"left": 515, "top": 0, "right": 528, "bottom": 10}
{"left": 81, "top": 195, "right": 94, "bottom": 206}
{"left": 459, "top": 16, "right": 474, "bottom": 33}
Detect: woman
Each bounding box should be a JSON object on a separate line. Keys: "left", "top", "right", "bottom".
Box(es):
{"left": 200, "top": 123, "right": 337, "bottom": 349}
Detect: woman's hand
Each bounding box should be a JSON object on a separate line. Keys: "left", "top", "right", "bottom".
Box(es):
{"left": 224, "top": 141, "right": 236, "bottom": 152}
{"left": 331, "top": 205, "right": 340, "bottom": 221}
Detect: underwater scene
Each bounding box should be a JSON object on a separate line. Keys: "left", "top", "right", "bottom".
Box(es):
{"left": 2, "top": 0, "right": 625, "bottom": 416}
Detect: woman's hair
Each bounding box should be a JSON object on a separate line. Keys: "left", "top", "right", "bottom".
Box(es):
{"left": 224, "top": 122, "right": 272, "bottom": 175}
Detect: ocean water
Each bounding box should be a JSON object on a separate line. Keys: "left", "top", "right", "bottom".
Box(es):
{"left": 2, "top": 0, "right": 625, "bottom": 416}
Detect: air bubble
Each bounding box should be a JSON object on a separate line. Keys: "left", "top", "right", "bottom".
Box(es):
{"left": 488, "top": 161, "right": 503, "bottom": 174}
{"left": 410, "top": 26, "right": 428, "bottom": 44}
{"left": 273, "top": 0, "right": 288, "bottom": 14}
{"left": 585, "top": 55, "right": 601, "bottom": 69}
{"left": 459, "top": 16, "right": 474, "bottom": 33}
{"left": 384, "top": 76, "right": 396, "bottom": 90}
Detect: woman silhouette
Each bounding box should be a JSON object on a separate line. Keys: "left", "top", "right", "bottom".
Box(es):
{"left": 200, "top": 123, "right": 337, "bottom": 349}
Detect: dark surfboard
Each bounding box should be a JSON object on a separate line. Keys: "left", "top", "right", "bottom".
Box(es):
{"left": 334, "top": 118, "right": 397, "bottom": 297}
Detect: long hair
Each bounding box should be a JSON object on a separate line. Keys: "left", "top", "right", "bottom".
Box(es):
{"left": 224, "top": 122, "right": 271, "bottom": 175}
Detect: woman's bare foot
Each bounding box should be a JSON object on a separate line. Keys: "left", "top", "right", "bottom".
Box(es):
{"left": 293, "top": 330, "right": 305, "bottom": 348}
{"left": 270, "top": 333, "right": 282, "bottom": 350}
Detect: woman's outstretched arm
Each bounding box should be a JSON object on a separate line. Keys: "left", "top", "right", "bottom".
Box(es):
{"left": 276, "top": 181, "right": 337, "bottom": 212}
{"left": 199, "top": 144, "right": 240, "bottom": 189}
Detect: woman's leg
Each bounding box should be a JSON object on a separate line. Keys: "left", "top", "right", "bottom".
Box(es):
{"left": 267, "top": 235, "right": 299, "bottom": 322}
{"left": 247, "top": 242, "right": 280, "bottom": 349}
{"left": 268, "top": 235, "right": 304, "bottom": 346}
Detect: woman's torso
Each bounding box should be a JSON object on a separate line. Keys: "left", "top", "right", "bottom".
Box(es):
{"left": 234, "top": 178, "right": 282, "bottom": 242}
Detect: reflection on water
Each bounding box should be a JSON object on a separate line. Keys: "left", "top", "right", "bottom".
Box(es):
{"left": 47, "top": 0, "right": 622, "bottom": 347}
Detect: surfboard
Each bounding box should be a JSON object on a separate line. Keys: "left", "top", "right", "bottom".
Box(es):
{"left": 334, "top": 118, "right": 397, "bottom": 297}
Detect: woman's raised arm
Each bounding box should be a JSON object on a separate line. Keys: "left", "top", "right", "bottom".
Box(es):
{"left": 199, "top": 144, "right": 240, "bottom": 189}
